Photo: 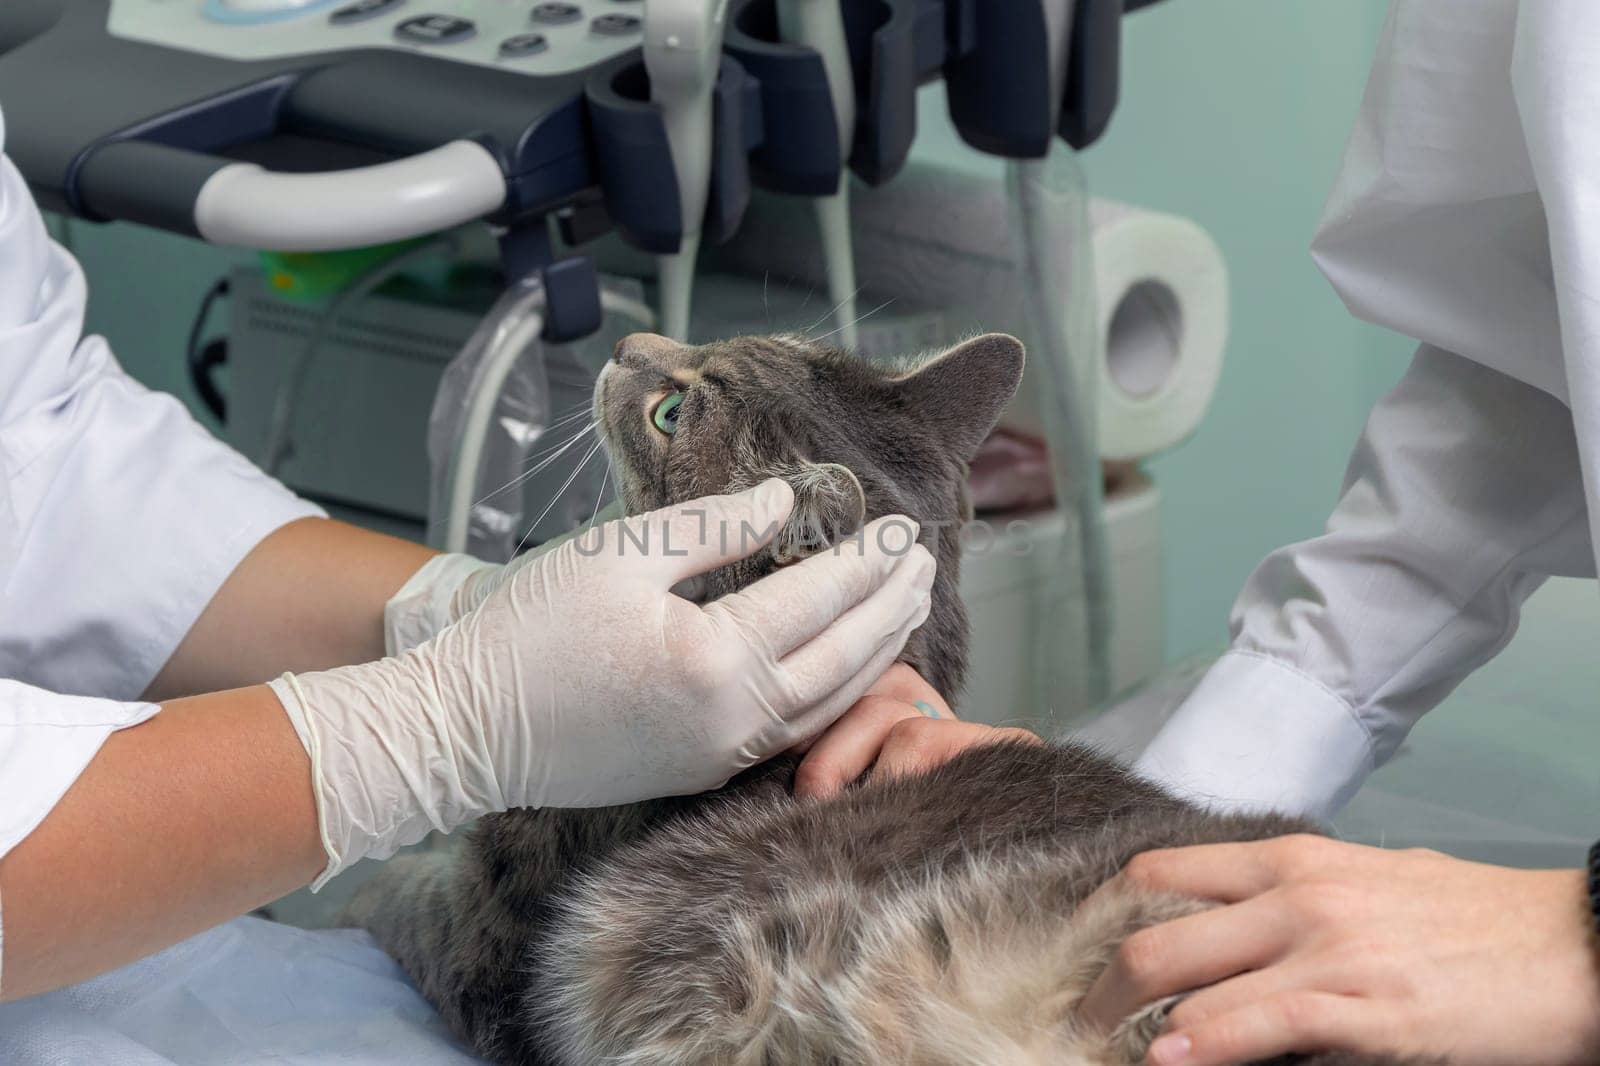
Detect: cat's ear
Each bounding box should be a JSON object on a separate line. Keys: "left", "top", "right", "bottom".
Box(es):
{"left": 773, "top": 462, "right": 868, "bottom": 565}
{"left": 894, "top": 333, "right": 1026, "bottom": 462}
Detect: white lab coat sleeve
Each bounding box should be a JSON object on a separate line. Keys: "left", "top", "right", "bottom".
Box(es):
{"left": 0, "top": 117, "right": 324, "bottom": 1000}
{"left": 0, "top": 683, "right": 160, "bottom": 855}
{"left": 0, "top": 154, "right": 324, "bottom": 702}
{"left": 0, "top": 681, "right": 161, "bottom": 999}
{"left": 0, "top": 140, "right": 321, "bottom": 845}
{"left": 1136, "top": 344, "right": 1595, "bottom": 819}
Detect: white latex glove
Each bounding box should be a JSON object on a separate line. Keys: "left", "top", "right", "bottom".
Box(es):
{"left": 382, "top": 552, "right": 501, "bottom": 657}
{"left": 274, "top": 479, "right": 934, "bottom": 887}
{"left": 384, "top": 501, "right": 627, "bottom": 656}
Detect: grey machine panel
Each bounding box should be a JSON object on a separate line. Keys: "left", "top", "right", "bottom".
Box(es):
{"left": 0, "top": 0, "right": 608, "bottom": 227}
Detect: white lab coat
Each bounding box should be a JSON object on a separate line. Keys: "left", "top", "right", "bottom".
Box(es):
{"left": 0, "top": 112, "right": 480, "bottom": 1062}
{"left": 1137, "top": 0, "right": 1600, "bottom": 818}
{"left": 0, "top": 104, "right": 322, "bottom": 973}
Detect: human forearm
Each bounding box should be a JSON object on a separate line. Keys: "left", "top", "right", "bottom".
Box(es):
{"left": 1239, "top": 346, "right": 1590, "bottom": 727}
{"left": 1081, "top": 838, "right": 1600, "bottom": 1065}
{"left": 145, "top": 517, "right": 438, "bottom": 701}
{"left": 0, "top": 685, "right": 323, "bottom": 1000}
{"left": 1139, "top": 345, "right": 1594, "bottom": 815}
{"left": 1, "top": 483, "right": 932, "bottom": 1002}
{"left": 792, "top": 663, "right": 1040, "bottom": 799}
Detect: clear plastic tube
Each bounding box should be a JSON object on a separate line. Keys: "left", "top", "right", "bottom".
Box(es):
{"left": 777, "top": 0, "right": 858, "bottom": 347}
{"left": 427, "top": 274, "right": 654, "bottom": 561}
{"left": 262, "top": 237, "right": 453, "bottom": 476}
{"left": 1006, "top": 149, "right": 1114, "bottom": 715}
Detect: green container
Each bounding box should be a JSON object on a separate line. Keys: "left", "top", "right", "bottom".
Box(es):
{"left": 257, "top": 241, "right": 430, "bottom": 303}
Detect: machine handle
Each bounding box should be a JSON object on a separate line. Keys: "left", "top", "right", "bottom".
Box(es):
{"left": 191, "top": 140, "right": 507, "bottom": 251}
{"left": 1058, "top": 0, "right": 1120, "bottom": 149}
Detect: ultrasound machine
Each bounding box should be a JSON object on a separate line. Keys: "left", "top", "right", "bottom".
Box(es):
{"left": 0, "top": 0, "right": 1161, "bottom": 325}
{"left": 0, "top": 0, "right": 1174, "bottom": 720}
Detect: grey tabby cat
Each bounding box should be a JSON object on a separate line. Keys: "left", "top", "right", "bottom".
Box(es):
{"left": 344, "top": 331, "right": 1410, "bottom": 1066}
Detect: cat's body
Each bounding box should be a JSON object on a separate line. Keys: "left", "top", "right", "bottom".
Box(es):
{"left": 345, "top": 332, "right": 1408, "bottom": 1065}
{"left": 348, "top": 747, "right": 1335, "bottom": 1065}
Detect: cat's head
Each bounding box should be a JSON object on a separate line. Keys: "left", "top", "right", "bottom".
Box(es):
{"left": 593, "top": 331, "right": 1025, "bottom": 701}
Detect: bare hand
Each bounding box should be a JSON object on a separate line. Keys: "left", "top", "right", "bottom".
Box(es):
{"left": 792, "top": 662, "right": 1040, "bottom": 799}
{"left": 1077, "top": 835, "right": 1600, "bottom": 1065}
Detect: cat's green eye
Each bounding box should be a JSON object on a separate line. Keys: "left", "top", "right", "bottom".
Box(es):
{"left": 652, "top": 391, "right": 684, "bottom": 435}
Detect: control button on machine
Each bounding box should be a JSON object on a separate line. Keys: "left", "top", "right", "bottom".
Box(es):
{"left": 590, "top": 12, "right": 640, "bottom": 34}
{"left": 395, "top": 14, "right": 476, "bottom": 42}
{"left": 221, "top": 0, "right": 327, "bottom": 12}
{"left": 329, "top": 0, "right": 404, "bottom": 24}
{"left": 530, "top": 2, "right": 581, "bottom": 24}
{"left": 499, "top": 32, "right": 549, "bottom": 57}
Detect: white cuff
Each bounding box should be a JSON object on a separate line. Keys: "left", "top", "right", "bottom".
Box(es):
{"left": 270, "top": 674, "right": 342, "bottom": 891}
{"left": 382, "top": 553, "right": 496, "bottom": 656}
{"left": 0, "top": 682, "right": 160, "bottom": 859}
{"left": 1133, "top": 651, "right": 1376, "bottom": 821}
{"left": 269, "top": 667, "right": 449, "bottom": 891}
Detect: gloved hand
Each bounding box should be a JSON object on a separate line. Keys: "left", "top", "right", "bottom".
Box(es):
{"left": 382, "top": 552, "right": 502, "bottom": 657}
{"left": 272, "top": 479, "right": 934, "bottom": 888}
{"left": 382, "top": 502, "right": 627, "bottom": 656}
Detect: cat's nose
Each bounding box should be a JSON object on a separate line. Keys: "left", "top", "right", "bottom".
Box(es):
{"left": 614, "top": 332, "right": 683, "bottom": 364}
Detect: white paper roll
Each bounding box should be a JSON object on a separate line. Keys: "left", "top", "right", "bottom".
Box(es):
{"left": 709, "top": 172, "right": 1229, "bottom": 463}
{"left": 1088, "top": 200, "right": 1229, "bottom": 462}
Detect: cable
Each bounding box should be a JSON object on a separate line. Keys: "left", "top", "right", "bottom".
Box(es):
{"left": 443, "top": 291, "right": 545, "bottom": 555}
{"left": 185, "top": 277, "right": 232, "bottom": 422}
{"left": 644, "top": 0, "right": 730, "bottom": 341}
{"left": 261, "top": 237, "right": 453, "bottom": 476}
{"left": 776, "top": 0, "right": 859, "bottom": 348}
{"left": 657, "top": 234, "right": 701, "bottom": 342}
{"left": 812, "top": 194, "right": 858, "bottom": 347}
{"left": 441, "top": 287, "right": 657, "bottom": 556}
{"left": 1008, "top": 157, "right": 1114, "bottom": 713}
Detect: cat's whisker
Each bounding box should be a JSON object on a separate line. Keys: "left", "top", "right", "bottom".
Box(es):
{"left": 587, "top": 460, "right": 613, "bottom": 530}
{"left": 468, "top": 408, "right": 597, "bottom": 507}
{"left": 801, "top": 285, "right": 866, "bottom": 337}
{"left": 524, "top": 419, "right": 600, "bottom": 466}
{"left": 511, "top": 435, "right": 605, "bottom": 558}
{"left": 544, "top": 396, "right": 589, "bottom": 419}
{"left": 502, "top": 421, "right": 595, "bottom": 487}
{"left": 811, "top": 297, "right": 895, "bottom": 345}
{"left": 495, "top": 413, "right": 600, "bottom": 484}
{"left": 542, "top": 404, "right": 603, "bottom": 434}
{"left": 517, "top": 403, "right": 596, "bottom": 447}
{"left": 472, "top": 422, "right": 596, "bottom": 507}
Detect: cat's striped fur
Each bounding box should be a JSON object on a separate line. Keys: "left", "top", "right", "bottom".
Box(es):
{"left": 344, "top": 333, "right": 1411, "bottom": 1066}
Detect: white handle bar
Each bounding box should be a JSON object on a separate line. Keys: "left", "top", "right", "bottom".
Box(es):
{"left": 194, "top": 140, "right": 507, "bottom": 251}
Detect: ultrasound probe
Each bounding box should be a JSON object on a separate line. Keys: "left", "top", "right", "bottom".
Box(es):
{"left": 644, "top": 0, "right": 730, "bottom": 341}
{"left": 775, "top": 0, "right": 858, "bottom": 348}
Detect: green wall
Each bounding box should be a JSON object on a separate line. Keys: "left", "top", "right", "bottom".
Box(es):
{"left": 55, "top": 0, "right": 1413, "bottom": 666}
{"left": 46, "top": 214, "right": 252, "bottom": 439}
{"left": 1099, "top": 1, "right": 1415, "bottom": 660}
{"left": 911, "top": 0, "right": 1415, "bottom": 661}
